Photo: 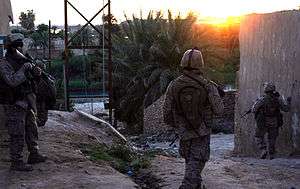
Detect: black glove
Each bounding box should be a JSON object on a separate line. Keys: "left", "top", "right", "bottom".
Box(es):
{"left": 22, "top": 62, "right": 33, "bottom": 71}
{"left": 287, "top": 97, "right": 292, "bottom": 103}
{"left": 273, "top": 91, "right": 280, "bottom": 97}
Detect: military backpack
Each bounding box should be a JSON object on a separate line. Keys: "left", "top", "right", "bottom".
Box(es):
{"left": 174, "top": 74, "right": 209, "bottom": 132}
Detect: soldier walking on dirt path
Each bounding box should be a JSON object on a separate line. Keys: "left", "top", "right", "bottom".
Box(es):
{"left": 251, "top": 82, "right": 291, "bottom": 160}
{"left": 0, "top": 34, "right": 47, "bottom": 172}
{"left": 163, "top": 48, "right": 224, "bottom": 189}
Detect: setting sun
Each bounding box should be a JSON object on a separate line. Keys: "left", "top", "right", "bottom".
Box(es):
{"left": 10, "top": 0, "right": 300, "bottom": 25}
{"left": 199, "top": 0, "right": 244, "bottom": 19}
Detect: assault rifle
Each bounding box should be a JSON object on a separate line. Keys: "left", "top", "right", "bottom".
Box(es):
{"left": 16, "top": 49, "right": 52, "bottom": 79}
{"left": 16, "top": 49, "right": 57, "bottom": 109}
{"left": 240, "top": 109, "right": 252, "bottom": 119}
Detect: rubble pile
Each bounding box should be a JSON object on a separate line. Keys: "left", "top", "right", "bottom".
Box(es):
{"left": 143, "top": 91, "right": 237, "bottom": 136}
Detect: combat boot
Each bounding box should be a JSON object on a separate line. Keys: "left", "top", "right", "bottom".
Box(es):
{"left": 260, "top": 150, "right": 268, "bottom": 159}
{"left": 27, "top": 152, "right": 47, "bottom": 164}
{"left": 10, "top": 161, "right": 33, "bottom": 172}
{"left": 268, "top": 153, "right": 275, "bottom": 160}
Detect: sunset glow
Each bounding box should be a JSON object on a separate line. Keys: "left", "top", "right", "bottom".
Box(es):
{"left": 10, "top": 0, "right": 300, "bottom": 25}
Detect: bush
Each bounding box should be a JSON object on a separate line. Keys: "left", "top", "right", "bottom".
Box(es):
{"left": 83, "top": 144, "right": 152, "bottom": 174}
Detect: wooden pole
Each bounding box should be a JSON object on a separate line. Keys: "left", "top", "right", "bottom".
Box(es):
{"left": 64, "top": 0, "right": 70, "bottom": 111}
{"left": 108, "top": 0, "right": 113, "bottom": 124}
{"left": 48, "top": 20, "right": 52, "bottom": 69}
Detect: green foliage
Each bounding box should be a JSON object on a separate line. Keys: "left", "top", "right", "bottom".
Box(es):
{"left": 112, "top": 11, "right": 232, "bottom": 130}
{"left": 19, "top": 10, "right": 35, "bottom": 31}
{"left": 37, "top": 24, "right": 49, "bottom": 32}
{"left": 84, "top": 144, "right": 151, "bottom": 173}
{"left": 41, "top": 10, "right": 239, "bottom": 131}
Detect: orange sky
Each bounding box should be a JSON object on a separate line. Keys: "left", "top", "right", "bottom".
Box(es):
{"left": 10, "top": 0, "right": 300, "bottom": 25}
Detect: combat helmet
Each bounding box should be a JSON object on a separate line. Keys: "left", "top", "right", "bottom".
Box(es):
{"left": 180, "top": 47, "right": 204, "bottom": 71}
{"left": 263, "top": 82, "right": 276, "bottom": 93}
{"left": 6, "top": 33, "right": 25, "bottom": 49}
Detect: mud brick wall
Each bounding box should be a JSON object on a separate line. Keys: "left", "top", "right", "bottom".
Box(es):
{"left": 0, "top": 0, "right": 13, "bottom": 35}
{"left": 0, "top": 105, "right": 9, "bottom": 161}
{"left": 144, "top": 91, "right": 236, "bottom": 136}
{"left": 235, "top": 11, "right": 300, "bottom": 156}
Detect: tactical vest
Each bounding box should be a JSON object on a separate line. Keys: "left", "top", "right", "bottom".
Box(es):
{"left": 263, "top": 96, "right": 281, "bottom": 117}
{"left": 0, "top": 55, "right": 34, "bottom": 104}
{"left": 256, "top": 95, "right": 283, "bottom": 128}
{"left": 174, "top": 75, "right": 209, "bottom": 132}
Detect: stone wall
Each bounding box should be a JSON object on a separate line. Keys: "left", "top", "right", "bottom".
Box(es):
{"left": 144, "top": 96, "right": 167, "bottom": 136}
{"left": 144, "top": 91, "right": 236, "bottom": 136}
{"left": 235, "top": 11, "right": 300, "bottom": 156}
{"left": 213, "top": 90, "right": 236, "bottom": 134}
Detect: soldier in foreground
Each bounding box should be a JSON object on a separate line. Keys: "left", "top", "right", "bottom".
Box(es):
{"left": 163, "top": 48, "right": 224, "bottom": 189}
{"left": 0, "top": 34, "right": 47, "bottom": 171}
{"left": 251, "top": 82, "right": 291, "bottom": 159}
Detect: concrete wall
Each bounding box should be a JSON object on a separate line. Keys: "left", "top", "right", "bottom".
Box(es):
{"left": 0, "top": 0, "right": 13, "bottom": 34}
{"left": 235, "top": 11, "right": 300, "bottom": 156}
{"left": 0, "top": 0, "right": 11, "bottom": 160}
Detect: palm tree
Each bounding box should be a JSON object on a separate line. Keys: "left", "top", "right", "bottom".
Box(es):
{"left": 111, "top": 11, "right": 218, "bottom": 132}
{"left": 29, "top": 24, "right": 49, "bottom": 58}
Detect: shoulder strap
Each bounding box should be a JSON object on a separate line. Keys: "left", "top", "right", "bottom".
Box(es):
{"left": 183, "top": 73, "right": 207, "bottom": 89}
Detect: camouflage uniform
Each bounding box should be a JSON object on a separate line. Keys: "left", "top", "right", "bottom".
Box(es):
{"left": 251, "top": 83, "right": 290, "bottom": 159}
{"left": 0, "top": 55, "right": 39, "bottom": 163}
{"left": 163, "top": 48, "right": 224, "bottom": 189}
{"left": 0, "top": 34, "right": 46, "bottom": 171}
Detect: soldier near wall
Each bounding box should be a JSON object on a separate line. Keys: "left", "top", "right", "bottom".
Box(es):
{"left": 163, "top": 48, "right": 224, "bottom": 189}
{"left": 251, "top": 82, "right": 291, "bottom": 159}
{"left": 0, "top": 34, "right": 47, "bottom": 171}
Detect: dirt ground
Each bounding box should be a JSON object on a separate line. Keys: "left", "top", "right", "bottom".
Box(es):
{"left": 1, "top": 111, "right": 300, "bottom": 189}
{"left": 0, "top": 111, "right": 138, "bottom": 189}
{"left": 150, "top": 134, "right": 300, "bottom": 189}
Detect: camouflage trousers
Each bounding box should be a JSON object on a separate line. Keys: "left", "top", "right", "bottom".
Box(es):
{"left": 255, "top": 126, "right": 279, "bottom": 155}
{"left": 37, "top": 102, "right": 48, "bottom": 127}
{"left": 179, "top": 135, "right": 210, "bottom": 189}
{"left": 3, "top": 105, "right": 39, "bottom": 162}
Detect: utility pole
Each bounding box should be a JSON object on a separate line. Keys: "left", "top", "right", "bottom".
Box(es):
{"left": 64, "top": 0, "right": 70, "bottom": 110}
{"left": 108, "top": 0, "right": 113, "bottom": 124}
{"left": 48, "top": 20, "right": 52, "bottom": 69}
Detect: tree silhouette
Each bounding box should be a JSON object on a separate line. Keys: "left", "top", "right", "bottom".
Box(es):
{"left": 19, "top": 10, "right": 35, "bottom": 31}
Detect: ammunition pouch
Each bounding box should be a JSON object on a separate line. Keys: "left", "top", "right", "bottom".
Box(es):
{"left": 0, "top": 78, "right": 33, "bottom": 105}
{"left": 255, "top": 111, "right": 283, "bottom": 128}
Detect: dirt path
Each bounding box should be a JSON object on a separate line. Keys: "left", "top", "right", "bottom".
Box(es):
{"left": 150, "top": 134, "right": 300, "bottom": 189}
{"left": 1, "top": 112, "right": 299, "bottom": 189}
{"left": 0, "top": 111, "right": 138, "bottom": 189}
